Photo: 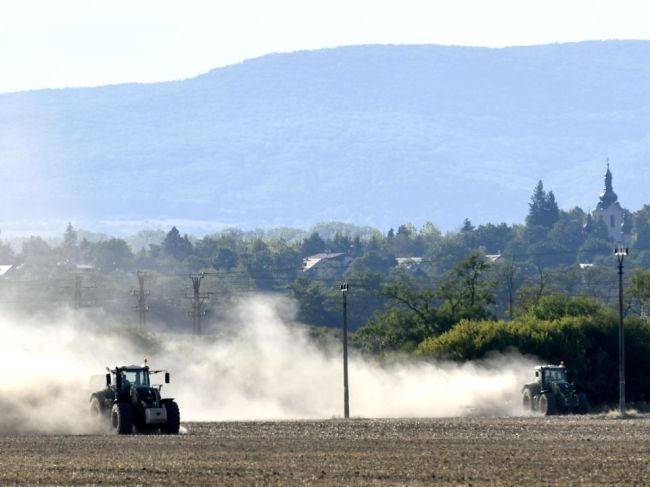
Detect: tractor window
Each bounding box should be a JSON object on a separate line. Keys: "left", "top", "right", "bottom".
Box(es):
{"left": 121, "top": 369, "right": 150, "bottom": 387}
{"left": 545, "top": 369, "right": 567, "bottom": 383}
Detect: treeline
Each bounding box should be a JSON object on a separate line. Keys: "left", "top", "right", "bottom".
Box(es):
{"left": 2, "top": 181, "right": 650, "bottom": 400}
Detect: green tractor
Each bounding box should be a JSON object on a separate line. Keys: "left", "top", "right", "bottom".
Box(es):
{"left": 90, "top": 363, "right": 180, "bottom": 434}
{"left": 522, "top": 364, "right": 589, "bottom": 415}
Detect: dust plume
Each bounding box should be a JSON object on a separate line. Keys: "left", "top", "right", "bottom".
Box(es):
{"left": 0, "top": 296, "right": 535, "bottom": 434}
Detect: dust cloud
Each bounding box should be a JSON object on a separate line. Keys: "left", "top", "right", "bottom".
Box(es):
{"left": 0, "top": 296, "right": 535, "bottom": 434}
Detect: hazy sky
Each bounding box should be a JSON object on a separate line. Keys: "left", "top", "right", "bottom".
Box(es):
{"left": 2, "top": 0, "right": 649, "bottom": 93}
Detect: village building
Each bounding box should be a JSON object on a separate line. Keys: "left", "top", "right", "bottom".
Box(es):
{"left": 592, "top": 163, "right": 631, "bottom": 244}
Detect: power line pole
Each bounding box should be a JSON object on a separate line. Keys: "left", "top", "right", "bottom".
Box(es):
{"left": 615, "top": 246, "right": 628, "bottom": 416}
{"left": 186, "top": 273, "right": 213, "bottom": 337}
{"left": 340, "top": 282, "right": 350, "bottom": 419}
{"left": 132, "top": 271, "right": 149, "bottom": 327}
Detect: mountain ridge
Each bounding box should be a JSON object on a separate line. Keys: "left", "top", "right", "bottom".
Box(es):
{"left": 1, "top": 41, "right": 649, "bottom": 236}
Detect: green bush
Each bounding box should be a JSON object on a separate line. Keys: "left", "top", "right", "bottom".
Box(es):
{"left": 416, "top": 296, "right": 650, "bottom": 403}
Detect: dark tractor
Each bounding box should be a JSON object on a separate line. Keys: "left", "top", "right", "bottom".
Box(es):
{"left": 89, "top": 364, "right": 180, "bottom": 434}
{"left": 522, "top": 364, "right": 589, "bottom": 416}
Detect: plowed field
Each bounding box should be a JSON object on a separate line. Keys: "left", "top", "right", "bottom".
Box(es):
{"left": 1, "top": 416, "right": 649, "bottom": 485}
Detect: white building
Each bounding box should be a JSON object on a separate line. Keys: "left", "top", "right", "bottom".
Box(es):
{"left": 592, "top": 163, "right": 630, "bottom": 244}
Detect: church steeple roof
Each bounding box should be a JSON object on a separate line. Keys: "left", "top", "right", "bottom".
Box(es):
{"left": 597, "top": 161, "right": 618, "bottom": 210}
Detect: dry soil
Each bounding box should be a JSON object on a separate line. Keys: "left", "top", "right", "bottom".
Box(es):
{"left": 0, "top": 416, "right": 649, "bottom": 485}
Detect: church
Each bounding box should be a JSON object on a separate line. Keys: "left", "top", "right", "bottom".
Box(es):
{"left": 591, "top": 163, "right": 631, "bottom": 244}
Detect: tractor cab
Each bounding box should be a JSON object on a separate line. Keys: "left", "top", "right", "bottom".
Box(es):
{"left": 536, "top": 365, "right": 568, "bottom": 388}
{"left": 111, "top": 366, "right": 151, "bottom": 390}
{"left": 107, "top": 365, "right": 169, "bottom": 391}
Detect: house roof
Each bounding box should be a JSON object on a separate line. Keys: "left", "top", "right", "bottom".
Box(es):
{"left": 396, "top": 257, "right": 423, "bottom": 267}
{"left": 302, "top": 253, "right": 345, "bottom": 271}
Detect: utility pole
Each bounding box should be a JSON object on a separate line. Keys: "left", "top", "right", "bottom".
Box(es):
{"left": 132, "top": 271, "right": 149, "bottom": 327}
{"left": 615, "top": 246, "right": 628, "bottom": 416}
{"left": 186, "top": 273, "right": 213, "bottom": 337}
{"left": 340, "top": 282, "right": 350, "bottom": 419}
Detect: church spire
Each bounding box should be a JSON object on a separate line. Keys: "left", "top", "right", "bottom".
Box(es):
{"left": 598, "top": 160, "right": 618, "bottom": 209}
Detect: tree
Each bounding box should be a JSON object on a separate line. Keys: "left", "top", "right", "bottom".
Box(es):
{"left": 461, "top": 218, "right": 475, "bottom": 233}
{"left": 162, "top": 227, "right": 193, "bottom": 260}
{"left": 473, "top": 223, "right": 514, "bottom": 254}
{"left": 545, "top": 191, "right": 560, "bottom": 226}
{"left": 330, "top": 232, "right": 352, "bottom": 253}
{"left": 300, "top": 232, "right": 325, "bottom": 256}
{"left": 515, "top": 264, "right": 548, "bottom": 312}
{"left": 346, "top": 251, "right": 396, "bottom": 276}
{"left": 61, "top": 222, "right": 79, "bottom": 263}
{"left": 0, "top": 231, "right": 14, "bottom": 262}
{"left": 212, "top": 247, "right": 238, "bottom": 271}
{"left": 291, "top": 277, "right": 337, "bottom": 327}
{"left": 628, "top": 269, "right": 650, "bottom": 318}
{"left": 460, "top": 218, "right": 475, "bottom": 247}
{"left": 494, "top": 259, "right": 519, "bottom": 319}
{"left": 547, "top": 209, "right": 587, "bottom": 258}
{"left": 63, "top": 222, "right": 78, "bottom": 248}
{"left": 436, "top": 252, "right": 495, "bottom": 321}
{"left": 634, "top": 205, "right": 650, "bottom": 249}
{"left": 419, "top": 222, "right": 442, "bottom": 249}
{"left": 87, "top": 238, "right": 133, "bottom": 271}
{"left": 355, "top": 277, "right": 444, "bottom": 353}
{"left": 526, "top": 180, "right": 559, "bottom": 228}
{"left": 20, "top": 236, "right": 56, "bottom": 268}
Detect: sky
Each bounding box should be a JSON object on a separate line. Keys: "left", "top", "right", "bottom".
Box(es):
{"left": 1, "top": 0, "right": 650, "bottom": 94}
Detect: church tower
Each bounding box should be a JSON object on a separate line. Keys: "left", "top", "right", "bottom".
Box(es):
{"left": 592, "top": 163, "right": 629, "bottom": 243}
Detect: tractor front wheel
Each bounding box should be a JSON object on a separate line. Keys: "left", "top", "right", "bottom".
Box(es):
{"left": 161, "top": 401, "right": 180, "bottom": 434}
{"left": 111, "top": 403, "right": 133, "bottom": 434}
{"left": 539, "top": 393, "right": 557, "bottom": 416}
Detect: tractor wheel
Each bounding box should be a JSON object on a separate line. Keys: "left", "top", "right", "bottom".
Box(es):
{"left": 89, "top": 397, "right": 102, "bottom": 418}
{"left": 539, "top": 393, "right": 557, "bottom": 416}
{"left": 522, "top": 389, "right": 534, "bottom": 411}
{"left": 111, "top": 403, "right": 133, "bottom": 434}
{"left": 577, "top": 393, "right": 589, "bottom": 415}
{"left": 161, "top": 401, "right": 180, "bottom": 435}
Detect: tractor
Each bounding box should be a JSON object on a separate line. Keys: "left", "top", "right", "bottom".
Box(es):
{"left": 522, "top": 364, "right": 589, "bottom": 415}
{"left": 89, "top": 363, "right": 180, "bottom": 434}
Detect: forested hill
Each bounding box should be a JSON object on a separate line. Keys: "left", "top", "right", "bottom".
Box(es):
{"left": 2, "top": 41, "right": 650, "bottom": 234}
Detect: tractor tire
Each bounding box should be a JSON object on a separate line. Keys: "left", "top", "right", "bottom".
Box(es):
{"left": 539, "top": 393, "right": 557, "bottom": 416}
{"left": 111, "top": 403, "right": 133, "bottom": 435}
{"left": 522, "top": 389, "right": 534, "bottom": 411}
{"left": 577, "top": 393, "right": 589, "bottom": 415}
{"left": 89, "top": 396, "right": 102, "bottom": 418}
{"left": 161, "top": 401, "right": 180, "bottom": 435}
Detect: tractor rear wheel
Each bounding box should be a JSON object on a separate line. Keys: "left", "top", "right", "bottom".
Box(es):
{"left": 111, "top": 403, "right": 133, "bottom": 434}
{"left": 577, "top": 393, "right": 589, "bottom": 415}
{"left": 522, "top": 389, "right": 533, "bottom": 411}
{"left": 539, "top": 393, "right": 557, "bottom": 416}
{"left": 161, "top": 401, "right": 180, "bottom": 434}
